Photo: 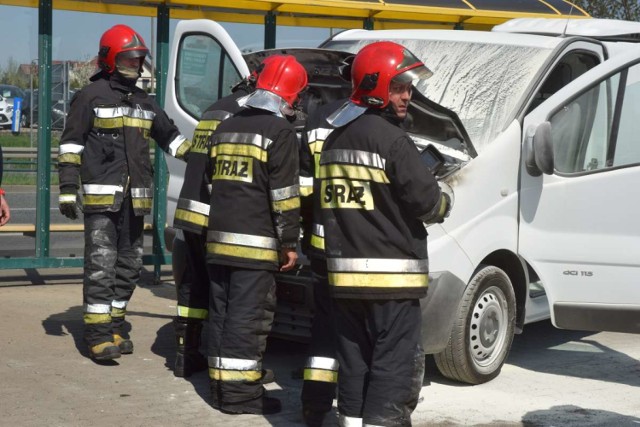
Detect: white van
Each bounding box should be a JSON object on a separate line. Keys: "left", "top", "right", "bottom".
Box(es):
{"left": 163, "top": 18, "right": 640, "bottom": 385}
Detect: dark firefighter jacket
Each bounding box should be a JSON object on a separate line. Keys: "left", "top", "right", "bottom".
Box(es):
{"left": 319, "top": 110, "right": 448, "bottom": 300}
{"left": 299, "top": 98, "right": 346, "bottom": 261}
{"left": 205, "top": 108, "right": 301, "bottom": 271}
{"left": 173, "top": 87, "right": 251, "bottom": 235}
{"left": 58, "top": 75, "right": 190, "bottom": 216}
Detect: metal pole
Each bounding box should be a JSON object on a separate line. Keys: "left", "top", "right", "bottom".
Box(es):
{"left": 30, "top": 60, "right": 35, "bottom": 150}
{"left": 150, "top": 16, "right": 155, "bottom": 93}
{"left": 151, "top": 3, "right": 170, "bottom": 282}
{"left": 364, "top": 17, "right": 374, "bottom": 30}
{"left": 264, "top": 11, "right": 276, "bottom": 49}
{"left": 35, "top": 0, "right": 52, "bottom": 259}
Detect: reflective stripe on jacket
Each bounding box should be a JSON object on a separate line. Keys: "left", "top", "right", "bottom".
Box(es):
{"left": 58, "top": 75, "right": 190, "bottom": 215}
{"left": 319, "top": 111, "right": 441, "bottom": 299}
{"left": 173, "top": 88, "right": 250, "bottom": 235}
{"left": 206, "top": 108, "right": 300, "bottom": 271}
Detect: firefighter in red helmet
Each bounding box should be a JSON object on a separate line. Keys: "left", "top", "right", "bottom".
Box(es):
{"left": 318, "top": 41, "right": 451, "bottom": 426}
{"left": 58, "top": 24, "right": 190, "bottom": 362}
{"left": 205, "top": 54, "right": 307, "bottom": 415}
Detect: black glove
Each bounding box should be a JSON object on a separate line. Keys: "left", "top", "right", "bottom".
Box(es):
{"left": 59, "top": 186, "right": 80, "bottom": 220}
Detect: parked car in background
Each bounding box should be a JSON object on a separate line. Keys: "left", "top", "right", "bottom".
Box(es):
{"left": 0, "top": 84, "right": 25, "bottom": 129}
{"left": 21, "top": 89, "right": 71, "bottom": 130}
{"left": 0, "top": 95, "right": 14, "bottom": 129}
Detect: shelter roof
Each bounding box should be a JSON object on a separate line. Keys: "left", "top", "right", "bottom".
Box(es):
{"left": 0, "top": 0, "right": 589, "bottom": 31}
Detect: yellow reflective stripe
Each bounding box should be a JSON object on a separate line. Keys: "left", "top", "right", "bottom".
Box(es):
{"left": 208, "top": 368, "right": 262, "bottom": 382}
{"left": 300, "top": 186, "right": 313, "bottom": 197}
{"left": 189, "top": 130, "right": 210, "bottom": 154}
{"left": 310, "top": 234, "right": 325, "bottom": 251}
{"left": 58, "top": 153, "right": 81, "bottom": 165}
{"left": 83, "top": 194, "right": 115, "bottom": 206}
{"left": 175, "top": 139, "right": 192, "bottom": 160}
{"left": 320, "top": 179, "right": 374, "bottom": 211}
{"left": 94, "top": 117, "right": 123, "bottom": 128}
{"left": 175, "top": 209, "right": 209, "bottom": 228}
{"left": 272, "top": 197, "right": 300, "bottom": 212}
{"left": 211, "top": 155, "right": 253, "bottom": 183}
{"left": 83, "top": 313, "right": 111, "bottom": 324}
{"left": 132, "top": 198, "right": 152, "bottom": 210}
{"left": 207, "top": 242, "right": 278, "bottom": 262}
{"left": 177, "top": 306, "right": 208, "bottom": 320}
{"left": 123, "top": 117, "right": 153, "bottom": 129}
{"left": 304, "top": 368, "right": 338, "bottom": 383}
{"left": 211, "top": 143, "right": 267, "bottom": 162}
{"left": 329, "top": 272, "right": 428, "bottom": 288}
{"left": 196, "top": 119, "right": 222, "bottom": 131}
{"left": 111, "top": 307, "right": 126, "bottom": 318}
{"left": 319, "top": 164, "right": 389, "bottom": 184}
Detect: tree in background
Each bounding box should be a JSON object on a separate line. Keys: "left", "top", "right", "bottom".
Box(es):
{"left": 573, "top": 0, "right": 640, "bottom": 20}
{"left": 0, "top": 57, "right": 29, "bottom": 89}
{"left": 70, "top": 57, "right": 98, "bottom": 90}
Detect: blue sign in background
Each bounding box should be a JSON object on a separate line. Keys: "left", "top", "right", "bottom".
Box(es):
{"left": 11, "top": 97, "right": 22, "bottom": 134}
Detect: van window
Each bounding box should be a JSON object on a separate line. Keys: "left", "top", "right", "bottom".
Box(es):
{"left": 550, "top": 62, "right": 640, "bottom": 174}
{"left": 176, "top": 34, "right": 242, "bottom": 120}
{"left": 613, "top": 64, "right": 640, "bottom": 167}
{"left": 528, "top": 52, "right": 600, "bottom": 114}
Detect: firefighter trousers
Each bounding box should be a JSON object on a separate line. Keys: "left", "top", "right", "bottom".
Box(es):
{"left": 301, "top": 259, "right": 338, "bottom": 413}
{"left": 207, "top": 264, "right": 276, "bottom": 404}
{"left": 176, "top": 231, "right": 209, "bottom": 321}
{"left": 82, "top": 197, "right": 144, "bottom": 346}
{"left": 333, "top": 298, "right": 424, "bottom": 427}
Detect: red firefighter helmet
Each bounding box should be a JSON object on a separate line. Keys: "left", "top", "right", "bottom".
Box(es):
{"left": 98, "top": 25, "right": 149, "bottom": 74}
{"left": 350, "top": 41, "right": 432, "bottom": 108}
{"left": 255, "top": 55, "right": 308, "bottom": 107}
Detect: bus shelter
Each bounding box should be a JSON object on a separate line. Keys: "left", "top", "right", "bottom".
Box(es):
{"left": 0, "top": 0, "right": 588, "bottom": 279}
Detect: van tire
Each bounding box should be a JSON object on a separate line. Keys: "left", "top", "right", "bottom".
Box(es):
{"left": 434, "top": 265, "right": 515, "bottom": 384}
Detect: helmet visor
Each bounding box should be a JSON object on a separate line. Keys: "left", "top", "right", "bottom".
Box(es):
{"left": 393, "top": 65, "right": 433, "bottom": 83}
{"left": 393, "top": 48, "right": 433, "bottom": 83}
{"left": 116, "top": 48, "right": 149, "bottom": 63}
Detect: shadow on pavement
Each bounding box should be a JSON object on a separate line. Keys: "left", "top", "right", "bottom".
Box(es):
{"left": 508, "top": 320, "right": 640, "bottom": 388}
{"left": 41, "top": 304, "right": 131, "bottom": 365}
{"left": 522, "top": 404, "right": 640, "bottom": 427}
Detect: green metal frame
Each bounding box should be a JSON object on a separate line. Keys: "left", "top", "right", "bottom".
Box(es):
{"left": 0, "top": 3, "right": 172, "bottom": 275}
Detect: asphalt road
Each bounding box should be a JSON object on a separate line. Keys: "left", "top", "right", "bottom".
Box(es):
{"left": 0, "top": 185, "right": 160, "bottom": 258}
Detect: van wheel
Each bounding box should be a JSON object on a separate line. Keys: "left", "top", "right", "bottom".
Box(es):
{"left": 21, "top": 113, "right": 29, "bottom": 128}
{"left": 434, "top": 265, "right": 515, "bottom": 384}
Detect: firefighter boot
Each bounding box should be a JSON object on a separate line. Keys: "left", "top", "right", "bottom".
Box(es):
{"left": 174, "top": 317, "right": 208, "bottom": 378}
{"left": 220, "top": 395, "right": 282, "bottom": 415}
{"left": 112, "top": 314, "right": 134, "bottom": 354}
{"left": 113, "top": 333, "right": 134, "bottom": 354}
{"left": 89, "top": 341, "right": 121, "bottom": 361}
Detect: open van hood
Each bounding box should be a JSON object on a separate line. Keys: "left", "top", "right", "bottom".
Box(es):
{"left": 244, "top": 48, "right": 474, "bottom": 160}
{"left": 407, "top": 89, "right": 476, "bottom": 160}
{"left": 244, "top": 48, "right": 353, "bottom": 120}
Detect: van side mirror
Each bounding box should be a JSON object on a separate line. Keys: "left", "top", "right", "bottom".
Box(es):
{"left": 524, "top": 121, "right": 554, "bottom": 176}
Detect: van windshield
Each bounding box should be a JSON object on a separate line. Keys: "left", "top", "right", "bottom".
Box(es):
{"left": 323, "top": 39, "right": 553, "bottom": 153}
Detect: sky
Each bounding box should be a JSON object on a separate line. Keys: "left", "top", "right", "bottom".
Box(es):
{"left": 0, "top": 4, "right": 334, "bottom": 69}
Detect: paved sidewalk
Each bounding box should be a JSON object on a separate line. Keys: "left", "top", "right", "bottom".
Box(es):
{"left": 1, "top": 267, "right": 640, "bottom": 427}
{"left": 0, "top": 268, "right": 312, "bottom": 427}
